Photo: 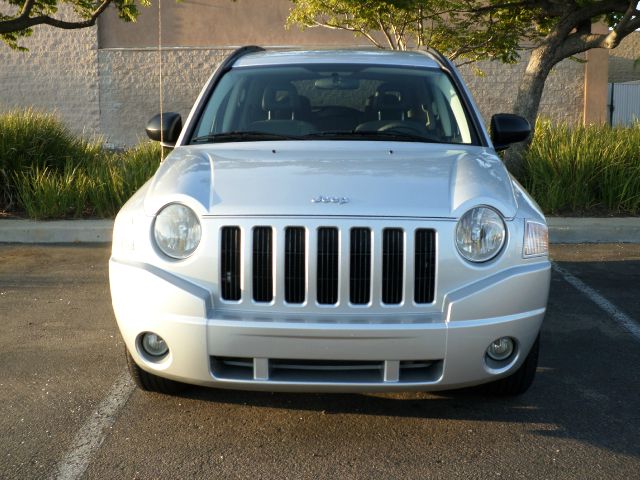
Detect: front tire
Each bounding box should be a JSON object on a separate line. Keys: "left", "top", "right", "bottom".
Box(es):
{"left": 482, "top": 335, "right": 540, "bottom": 396}
{"left": 125, "top": 348, "right": 187, "bottom": 394}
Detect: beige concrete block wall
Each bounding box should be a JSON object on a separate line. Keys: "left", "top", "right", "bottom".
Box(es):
{"left": 459, "top": 53, "right": 585, "bottom": 126}
{"left": 0, "top": 1, "right": 589, "bottom": 146}
{"left": 0, "top": 7, "right": 100, "bottom": 138}
{"left": 99, "top": 48, "right": 586, "bottom": 146}
{"left": 98, "top": 48, "right": 233, "bottom": 146}
{"left": 609, "top": 32, "right": 640, "bottom": 84}
{"left": 98, "top": 0, "right": 365, "bottom": 49}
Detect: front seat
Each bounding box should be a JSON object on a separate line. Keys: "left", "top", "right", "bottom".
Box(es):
{"left": 373, "top": 83, "right": 409, "bottom": 121}
{"left": 356, "top": 83, "right": 417, "bottom": 132}
{"left": 247, "top": 83, "right": 315, "bottom": 136}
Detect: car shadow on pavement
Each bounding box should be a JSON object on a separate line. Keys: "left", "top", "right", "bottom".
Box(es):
{"left": 174, "top": 261, "right": 640, "bottom": 459}
{"left": 176, "top": 359, "right": 637, "bottom": 458}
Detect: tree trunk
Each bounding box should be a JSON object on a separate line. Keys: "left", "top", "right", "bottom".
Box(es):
{"left": 505, "top": 45, "right": 556, "bottom": 175}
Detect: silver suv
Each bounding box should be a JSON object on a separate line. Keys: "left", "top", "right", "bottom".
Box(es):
{"left": 110, "top": 47, "right": 550, "bottom": 397}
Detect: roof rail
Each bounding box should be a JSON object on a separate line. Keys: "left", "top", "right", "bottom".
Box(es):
{"left": 415, "top": 47, "right": 448, "bottom": 69}
{"left": 221, "top": 45, "right": 265, "bottom": 69}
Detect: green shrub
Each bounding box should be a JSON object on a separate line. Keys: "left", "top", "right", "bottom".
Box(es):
{"left": 521, "top": 121, "right": 640, "bottom": 215}
{"left": 6, "top": 110, "right": 640, "bottom": 219}
{"left": 2, "top": 110, "right": 162, "bottom": 218}
{"left": 83, "top": 142, "right": 162, "bottom": 218}
{"left": 111, "top": 141, "right": 163, "bottom": 204}
{"left": 0, "top": 110, "right": 103, "bottom": 210}
{"left": 14, "top": 163, "right": 90, "bottom": 219}
{"left": 12, "top": 142, "right": 162, "bottom": 219}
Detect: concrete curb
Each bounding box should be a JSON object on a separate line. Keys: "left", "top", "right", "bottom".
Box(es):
{"left": 546, "top": 217, "right": 640, "bottom": 244}
{"left": 0, "top": 217, "right": 639, "bottom": 244}
{"left": 0, "top": 220, "right": 113, "bottom": 243}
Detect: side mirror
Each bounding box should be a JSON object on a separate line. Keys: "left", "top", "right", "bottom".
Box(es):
{"left": 490, "top": 113, "right": 531, "bottom": 151}
{"left": 145, "top": 112, "right": 182, "bottom": 147}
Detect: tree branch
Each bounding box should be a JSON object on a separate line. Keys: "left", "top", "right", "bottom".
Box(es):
{"left": 468, "top": 0, "right": 630, "bottom": 25}
{"left": 0, "top": 0, "right": 112, "bottom": 34}
{"left": 375, "top": 13, "right": 396, "bottom": 49}
{"left": 558, "top": 15, "right": 640, "bottom": 59}
{"left": 19, "top": 0, "right": 36, "bottom": 18}
{"left": 307, "top": 19, "right": 384, "bottom": 49}
{"left": 615, "top": 0, "right": 639, "bottom": 30}
{"left": 462, "top": 0, "right": 577, "bottom": 18}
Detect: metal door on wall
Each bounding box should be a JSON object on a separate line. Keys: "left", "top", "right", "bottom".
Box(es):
{"left": 608, "top": 82, "right": 640, "bottom": 126}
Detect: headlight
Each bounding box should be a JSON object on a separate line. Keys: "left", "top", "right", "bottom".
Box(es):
{"left": 455, "top": 206, "right": 506, "bottom": 263}
{"left": 153, "top": 203, "right": 201, "bottom": 259}
{"left": 523, "top": 220, "right": 548, "bottom": 257}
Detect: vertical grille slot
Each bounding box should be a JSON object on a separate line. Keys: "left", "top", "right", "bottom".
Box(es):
{"left": 285, "top": 227, "right": 306, "bottom": 304}
{"left": 252, "top": 227, "right": 273, "bottom": 303}
{"left": 317, "top": 227, "right": 339, "bottom": 305}
{"left": 415, "top": 229, "right": 436, "bottom": 304}
{"left": 349, "top": 228, "right": 371, "bottom": 305}
{"left": 220, "top": 226, "right": 241, "bottom": 301}
{"left": 382, "top": 228, "right": 404, "bottom": 304}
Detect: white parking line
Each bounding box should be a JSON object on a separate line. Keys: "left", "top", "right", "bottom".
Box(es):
{"left": 552, "top": 262, "right": 640, "bottom": 342}
{"left": 52, "top": 372, "right": 135, "bottom": 480}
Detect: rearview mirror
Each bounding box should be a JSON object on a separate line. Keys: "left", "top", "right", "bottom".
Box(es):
{"left": 314, "top": 75, "right": 359, "bottom": 90}
{"left": 490, "top": 114, "right": 531, "bottom": 151}
{"left": 145, "top": 112, "right": 182, "bottom": 147}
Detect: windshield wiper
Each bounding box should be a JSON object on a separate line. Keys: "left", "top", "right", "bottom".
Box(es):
{"left": 302, "top": 130, "right": 443, "bottom": 143}
{"left": 191, "top": 131, "right": 301, "bottom": 144}
{"left": 191, "top": 129, "right": 444, "bottom": 144}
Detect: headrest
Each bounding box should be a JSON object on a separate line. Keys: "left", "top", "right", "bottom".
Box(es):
{"left": 377, "top": 93, "right": 403, "bottom": 110}
{"left": 262, "top": 84, "right": 299, "bottom": 112}
{"left": 373, "top": 83, "right": 408, "bottom": 111}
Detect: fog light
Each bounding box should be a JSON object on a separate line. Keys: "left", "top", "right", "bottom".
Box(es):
{"left": 141, "top": 332, "right": 168, "bottom": 357}
{"left": 486, "top": 337, "right": 515, "bottom": 361}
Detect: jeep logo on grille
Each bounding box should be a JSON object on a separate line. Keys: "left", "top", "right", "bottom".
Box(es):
{"left": 311, "top": 195, "right": 350, "bottom": 205}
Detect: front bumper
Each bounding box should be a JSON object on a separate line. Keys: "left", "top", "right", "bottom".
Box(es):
{"left": 110, "top": 258, "right": 550, "bottom": 392}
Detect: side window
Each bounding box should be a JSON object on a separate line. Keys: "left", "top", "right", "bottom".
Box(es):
{"left": 433, "top": 76, "right": 472, "bottom": 144}
{"left": 220, "top": 79, "right": 249, "bottom": 132}
{"left": 192, "top": 73, "right": 237, "bottom": 138}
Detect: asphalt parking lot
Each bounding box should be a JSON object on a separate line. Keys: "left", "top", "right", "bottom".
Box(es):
{"left": 1, "top": 244, "right": 639, "bottom": 479}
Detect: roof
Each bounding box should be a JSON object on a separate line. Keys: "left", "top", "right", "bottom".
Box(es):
{"left": 233, "top": 49, "right": 442, "bottom": 69}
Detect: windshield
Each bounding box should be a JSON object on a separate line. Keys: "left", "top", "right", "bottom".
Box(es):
{"left": 190, "top": 64, "right": 477, "bottom": 145}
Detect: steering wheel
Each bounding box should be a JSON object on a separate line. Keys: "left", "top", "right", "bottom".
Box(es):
{"left": 378, "top": 122, "right": 440, "bottom": 141}
{"left": 378, "top": 122, "right": 427, "bottom": 135}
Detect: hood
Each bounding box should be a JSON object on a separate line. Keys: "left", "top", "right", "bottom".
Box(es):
{"left": 145, "top": 141, "right": 518, "bottom": 219}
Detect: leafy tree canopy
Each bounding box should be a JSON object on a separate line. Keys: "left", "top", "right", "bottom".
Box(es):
{"left": 288, "top": 1, "right": 640, "bottom": 67}
{"left": 287, "top": 0, "right": 543, "bottom": 65}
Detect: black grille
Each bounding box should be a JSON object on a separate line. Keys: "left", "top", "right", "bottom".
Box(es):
{"left": 211, "top": 357, "right": 443, "bottom": 383}
{"left": 220, "top": 226, "right": 241, "bottom": 301}
{"left": 414, "top": 229, "right": 436, "bottom": 304}
{"left": 218, "top": 224, "right": 437, "bottom": 307}
{"left": 285, "top": 227, "right": 305, "bottom": 304}
{"left": 252, "top": 227, "right": 273, "bottom": 302}
{"left": 382, "top": 228, "right": 404, "bottom": 304}
{"left": 349, "top": 228, "right": 371, "bottom": 304}
{"left": 317, "top": 227, "right": 339, "bottom": 305}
